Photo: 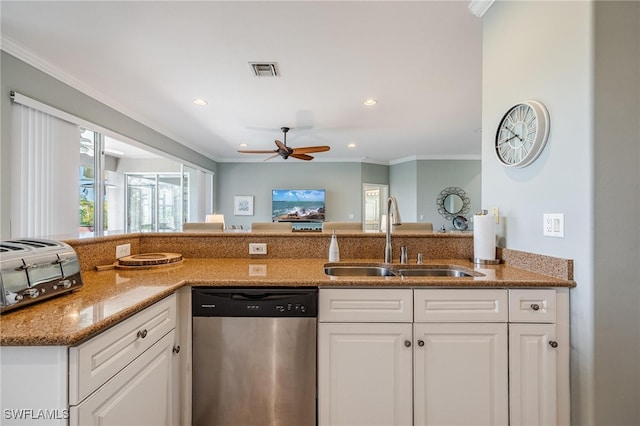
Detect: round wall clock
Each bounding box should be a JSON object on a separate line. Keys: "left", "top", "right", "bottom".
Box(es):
{"left": 495, "top": 100, "right": 550, "bottom": 168}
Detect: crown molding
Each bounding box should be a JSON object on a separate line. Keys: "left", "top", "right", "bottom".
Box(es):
{"left": 468, "top": 0, "right": 495, "bottom": 17}
{"left": 389, "top": 154, "right": 481, "bottom": 166}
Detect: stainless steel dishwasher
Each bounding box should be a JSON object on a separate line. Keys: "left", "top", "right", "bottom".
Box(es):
{"left": 192, "top": 287, "right": 318, "bottom": 426}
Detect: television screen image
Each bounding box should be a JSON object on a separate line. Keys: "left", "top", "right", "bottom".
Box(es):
{"left": 272, "top": 189, "right": 325, "bottom": 222}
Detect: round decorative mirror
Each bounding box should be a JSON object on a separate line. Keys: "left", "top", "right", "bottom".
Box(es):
{"left": 436, "top": 187, "right": 470, "bottom": 220}
{"left": 443, "top": 194, "right": 464, "bottom": 215}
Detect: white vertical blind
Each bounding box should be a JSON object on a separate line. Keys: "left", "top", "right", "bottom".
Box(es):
{"left": 10, "top": 104, "right": 79, "bottom": 238}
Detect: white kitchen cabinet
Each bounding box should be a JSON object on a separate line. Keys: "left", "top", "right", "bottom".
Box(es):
{"left": 413, "top": 322, "right": 508, "bottom": 426}
{"left": 318, "top": 322, "right": 413, "bottom": 426}
{"left": 318, "top": 289, "right": 413, "bottom": 426}
{"left": 319, "top": 287, "right": 570, "bottom": 426}
{"left": 70, "top": 330, "right": 175, "bottom": 425}
{"left": 69, "top": 293, "right": 179, "bottom": 426}
{"left": 509, "top": 289, "right": 570, "bottom": 426}
{"left": 413, "top": 289, "right": 509, "bottom": 426}
{"left": 0, "top": 293, "right": 182, "bottom": 426}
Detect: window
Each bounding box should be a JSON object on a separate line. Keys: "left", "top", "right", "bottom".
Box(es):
{"left": 10, "top": 92, "right": 214, "bottom": 238}
{"left": 125, "top": 173, "right": 184, "bottom": 232}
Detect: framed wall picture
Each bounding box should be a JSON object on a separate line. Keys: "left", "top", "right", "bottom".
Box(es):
{"left": 234, "top": 195, "right": 254, "bottom": 216}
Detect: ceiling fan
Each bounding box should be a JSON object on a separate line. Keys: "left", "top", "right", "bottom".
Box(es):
{"left": 238, "top": 127, "right": 330, "bottom": 161}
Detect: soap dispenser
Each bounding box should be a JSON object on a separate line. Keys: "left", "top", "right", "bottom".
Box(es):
{"left": 328, "top": 231, "right": 340, "bottom": 262}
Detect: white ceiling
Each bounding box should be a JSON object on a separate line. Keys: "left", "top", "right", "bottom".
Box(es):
{"left": 1, "top": 1, "right": 483, "bottom": 164}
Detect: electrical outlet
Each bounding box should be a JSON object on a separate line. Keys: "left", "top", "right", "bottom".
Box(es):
{"left": 249, "top": 243, "right": 267, "bottom": 255}
{"left": 248, "top": 264, "right": 267, "bottom": 276}
{"left": 116, "top": 243, "right": 131, "bottom": 259}
{"left": 543, "top": 213, "right": 564, "bottom": 238}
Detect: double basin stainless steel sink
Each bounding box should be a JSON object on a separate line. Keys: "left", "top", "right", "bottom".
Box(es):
{"left": 324, "top": 264, "right": 481, "bottom": 278}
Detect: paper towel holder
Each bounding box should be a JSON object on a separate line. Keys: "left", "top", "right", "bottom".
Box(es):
{"left": 472, "top": 258, "right": 502, "bottom": 265}
{"left": 472, "top": 210, "right": 501, "bottom": 265}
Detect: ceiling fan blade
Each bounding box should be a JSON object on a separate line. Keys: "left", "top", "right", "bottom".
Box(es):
{"left": 274, "top": 139, "right": 289, "bottom": 151}
{"left": 290, "top": 153, "right": 314, "bottom": 161}
{"left": 238, "top": 149, "right": 278, "bottom": 154}
{"left": 263, "top": 153, "right": 281, "bottom": 161}
{"left": 291, "top": 145, "right": 331, "bottom": 154}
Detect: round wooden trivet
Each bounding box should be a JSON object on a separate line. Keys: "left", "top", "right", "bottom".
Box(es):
{"left": 117, "top": 252, "right": 183, "bottom": 266}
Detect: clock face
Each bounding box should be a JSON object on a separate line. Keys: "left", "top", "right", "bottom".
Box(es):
{"left": 495, "top": 100, "right": 549, "bottom": 168}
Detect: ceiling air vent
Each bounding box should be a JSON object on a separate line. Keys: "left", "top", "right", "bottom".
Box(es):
{"left": 249, "top": 62, "right": 279, "bottom": 77}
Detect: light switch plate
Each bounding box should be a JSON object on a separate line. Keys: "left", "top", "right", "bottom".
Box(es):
{"left": 491, "top": 207, "right": 499, "bottom": 224}
{"left": 543, "top": 213, "right": 564, "bottom": 238}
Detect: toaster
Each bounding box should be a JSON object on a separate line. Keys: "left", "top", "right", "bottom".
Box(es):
{"left": 0, "top": 239, "right": 83, "bottom": 313}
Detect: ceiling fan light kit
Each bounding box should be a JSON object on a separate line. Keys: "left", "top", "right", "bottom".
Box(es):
{"left": 238, "top": 126, "right": 330, "bottom": 161}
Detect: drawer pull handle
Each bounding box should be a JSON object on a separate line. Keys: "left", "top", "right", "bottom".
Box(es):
{"left": 530, "top": 303, "right": 540, "bottom": 311}
{"left": 173, "top": 345, "right": 181, "bottom": 354}
{"left": 404, "top": 340, "right": 412, "bottom": 348}
{"left": 548, "top": 341, "right": 558, "bottom": 348}
{"left": 417, "top": 340, "right": 425, "bottom": 347}
{"left": 137, "top": 329, "right": 148, "bottom": 339}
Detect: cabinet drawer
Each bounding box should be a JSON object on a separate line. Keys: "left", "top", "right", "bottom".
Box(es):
{"left": 69, "top": 293, "right": 176, "bottom": 405}
{"left": 509, "top": 289, "right": 556, "bottom": 323}
{"left": 319, "top": 289, "right": 413, "bottom": 322}
{"left": 414, "top": 289, "right": 508, "bottom": 322}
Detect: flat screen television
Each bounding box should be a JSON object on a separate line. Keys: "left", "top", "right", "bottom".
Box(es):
{"left": 272, "top": 189, "right": 325, "bottom": 222}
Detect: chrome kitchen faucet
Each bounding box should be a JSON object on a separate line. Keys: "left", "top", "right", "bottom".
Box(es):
{"left": 384, "top": 196, "right": 402, "bottom": 263}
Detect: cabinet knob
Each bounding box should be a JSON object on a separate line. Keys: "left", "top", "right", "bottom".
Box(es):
{"left": 530, "top": 303, "right": 540, "bottom": 311}
{"left": 404, "top": 340, "right": 412, "bottom": 348}
{"left": 417, "top": 340, "right": 425, "bottom": 347}
{"left": 137, "top": 329, "right": 148, "bottom": 339}
{"left": 173, "top": 345, "right": 181, "bottom": 354}
{"left": 548, "top": 341, "right": 558, "bottom": 348}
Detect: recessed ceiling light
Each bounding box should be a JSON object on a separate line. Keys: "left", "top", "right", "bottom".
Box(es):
{"left": 363, "top": 99, "right": 377, "bottom": 106}
{"left": 348, "top": 143, "right": 357, "bottom": 148}
{"left": 239, "top": 143, "right": 248, "bottom": 148}
{"left": 193, "top": 98, "right": 208, "bottom": 106}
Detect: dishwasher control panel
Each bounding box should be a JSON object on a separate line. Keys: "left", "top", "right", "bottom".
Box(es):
{"left": 192, "top": 288, "right": 318, "bottom": 317}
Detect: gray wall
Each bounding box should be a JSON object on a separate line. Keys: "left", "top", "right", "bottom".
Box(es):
{"left": 361, "top": 162, "right": 389, "bottom": 184}
{"left": 216, "top": 160, "right": 478, "bottom": 230}
{"left": 389, "top": 161, "right": 418, "bottom": 220}
{"left": 483, "top": 1, "right": 640, "bottom": 425}
{"left": 416, "top": 160, "right": 481, "bottom": 230}
{"left": 215, "top": 162, "right": 366, "bottom": 229}
{"left": 0, "top": 51, "right": 217, "bottom": 238}
{"left": 593, "top": 2, "right": 640, "bottom": 424}
{"left": 390, "top": 159, "right": 481, "bottom": 228}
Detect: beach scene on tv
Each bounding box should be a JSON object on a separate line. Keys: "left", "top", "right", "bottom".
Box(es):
{"left": 272, "top": 189, "right": 325, "bottom": 221}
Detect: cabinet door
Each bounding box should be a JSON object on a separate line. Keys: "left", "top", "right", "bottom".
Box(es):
{"left": 414, "top": 323, "right": 508, "bottom": 426}
{"left": 318, "top": 323, "right": 412, "bottom": 426}
{"left": 70, "top": 330, "right": 175, "bottom": 426}
{"left": 69, "top": 293, "right": 177, "bottom": 405}
{"left": 509, "top": 324, "right": 558, "bottom": 426}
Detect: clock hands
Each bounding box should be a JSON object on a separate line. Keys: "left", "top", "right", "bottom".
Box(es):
{"left": 503, "top": 126, "right": 523, "bottom": 142}
{"left": 497, "top": 133, "right": 522, "bottom": 146}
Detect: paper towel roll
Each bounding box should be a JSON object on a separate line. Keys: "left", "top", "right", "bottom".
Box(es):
{"left": 474, "top": 214, "right": 496, "bottom": 261}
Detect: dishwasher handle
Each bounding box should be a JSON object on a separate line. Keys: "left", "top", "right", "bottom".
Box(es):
{"left": 230, "top": 292, "right": 307, "bottom": 301}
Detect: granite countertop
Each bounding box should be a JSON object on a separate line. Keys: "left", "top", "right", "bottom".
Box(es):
{"left": 0, "top": 258, "right": 575, "bottom": 346}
